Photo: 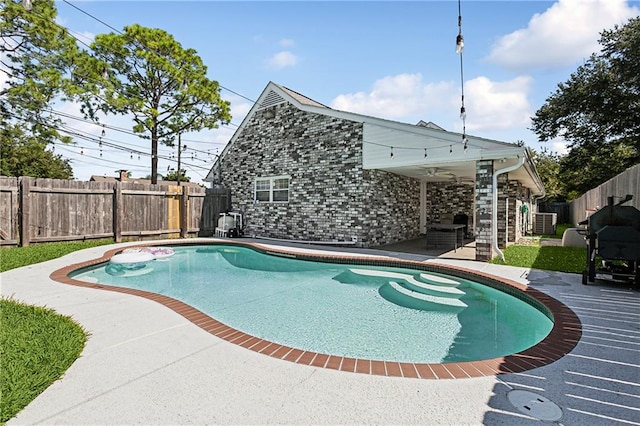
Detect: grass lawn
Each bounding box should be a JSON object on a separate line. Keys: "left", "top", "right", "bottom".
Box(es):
{"left": 0, "top": 299, "right": 87, "bottom": 423}
{"left": 490, "top": 224, "right": 587, "bottom": 273}
{"left": 0, "top": 239, "right": 114, "bottom": 273}
{"left": 0, "top": 240, "right": 112, "bottom": 423}
{"left": 490, "top": 245, "right": 586, "bottom": 273}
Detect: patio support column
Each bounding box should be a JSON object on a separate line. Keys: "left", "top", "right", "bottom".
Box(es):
{"left": 497, "top": 174, "right": 508, "bottom": 248}
{"left": 475, "top": 160, "right": 493, "bottom": 261}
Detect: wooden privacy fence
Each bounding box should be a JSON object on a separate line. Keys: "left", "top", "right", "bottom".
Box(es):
{"left": 569, "top": 163, "right": 640, "bottom": 226}
{"left": 0, "top": 177, "right": 231, "bottom": 246}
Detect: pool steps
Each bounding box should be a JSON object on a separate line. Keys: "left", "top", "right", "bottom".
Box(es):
{"left": 349, "top": 268, "right": 468, "bottom": 310}
{"left": 388, "top": 281, "right": 468, "bottom": 308}
{"left": 348, "top": 269, "right": 464, "bottom": 295}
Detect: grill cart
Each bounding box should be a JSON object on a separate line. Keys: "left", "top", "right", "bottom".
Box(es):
{"left": 579, "top": 195, "right": 640, "bottom": 287}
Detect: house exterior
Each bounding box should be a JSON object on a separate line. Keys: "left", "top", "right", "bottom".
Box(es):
{"left": 205, "top": 82, "right": 544, "bottom": 261}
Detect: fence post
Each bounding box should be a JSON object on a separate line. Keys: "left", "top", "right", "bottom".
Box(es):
{"left": 113, "top": 182, "right": 122, "bottom": 243}
{"left": 18, "top": 177, "right": 31, "bottom": 247}
{"left": 180, "top": 186, "right": 188, "bottom": 238}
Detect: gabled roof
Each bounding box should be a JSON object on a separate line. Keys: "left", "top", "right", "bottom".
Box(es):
{"left": 416, "top": 120, "right": 445, "bottom": 130}
{"left": 206, "top": 81, "right": 544, "bottom": 194}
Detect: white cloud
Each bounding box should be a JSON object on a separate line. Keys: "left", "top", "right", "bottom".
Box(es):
{"left": 330, "top": 73, "right": 532, "bottom": 136}
{"left": 464, "top": 75, "right": 534, "bottom": 132}
{"left": 487, "top": 0, "right": 639, "bottom": 71}
{"left": 279, "top": 38, "right": 295, "bottom": 48}
{"left": 330, "top": 73, "right": 454, "bottom": 119}
{"left": 266, "top": 51, "right": 298, "bottom": 70}
{"left": 549, "top": 137, "right": 570, "bottom": 155}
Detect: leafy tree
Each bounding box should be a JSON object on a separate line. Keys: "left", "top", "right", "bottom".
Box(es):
{"left": 74, "top": 24, "right": 231, "bottom": 184}
{"left": 0, "top": 0, "right": 80, "bottom": 151}
{"left": 1, "top": 125, "right": 73, "bottom": 178}
{"left": 164, "top": 168, "right": 189, "bottom": 183}
{"left": 531, "top": 17, "right": 640, "bottom": 195}
{"left": 530, "top": 148, "right": 565, "bottom": 202}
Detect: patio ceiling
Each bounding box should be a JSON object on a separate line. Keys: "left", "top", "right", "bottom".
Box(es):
{"left": 361, "top": 122, "right": 544, "bottom": 194}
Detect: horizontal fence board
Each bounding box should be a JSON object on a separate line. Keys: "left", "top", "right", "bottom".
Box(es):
{"left": 30, "top": 233, "right": 115, "bottom": 243}
{"left": 29, "top": 187, "right": 113, "bottom": 194}
{"left": 121, "top": 190, "right": 182, "bottom": 196}
{"left": 121, "top": 229, "right": 181, "bottom": 236}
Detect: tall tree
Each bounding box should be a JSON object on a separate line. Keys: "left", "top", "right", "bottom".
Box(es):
{"left": 1, "top": 125, "right": 73, "bottom": 178}
{"left": 530, "top": 148, "right": 565, "bottom": 202}
{"left": 75, "top": 24, "right": 231, "bottom": 184}
{"left": 531, "top": 17, "right": 640, "bottom": 196}
{"left": 1, "top": 0, "right": 80, "bottom": 153}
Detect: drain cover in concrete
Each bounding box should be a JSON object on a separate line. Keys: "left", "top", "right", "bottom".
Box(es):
{"left": 507, "top": 390, "right": 562, "bottom": 421}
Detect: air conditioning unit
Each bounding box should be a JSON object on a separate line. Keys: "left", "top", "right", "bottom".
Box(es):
{"left": 534, "top": 213, "right": 557, "bottom": 235}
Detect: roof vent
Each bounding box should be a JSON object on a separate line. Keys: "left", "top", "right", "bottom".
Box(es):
{"left": 259, "top": 90, "right": 286, "bottom": 109}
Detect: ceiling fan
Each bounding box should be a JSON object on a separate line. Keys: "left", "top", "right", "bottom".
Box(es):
{"left": 422, "top": 167, "right": 474, "bottom": 184}
{"left": 423, "top": 167, "right": 455, "bottom": 178}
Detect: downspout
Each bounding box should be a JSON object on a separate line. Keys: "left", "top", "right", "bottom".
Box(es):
{"left": 492, "top": 156, "right": 525, "bottom": 261}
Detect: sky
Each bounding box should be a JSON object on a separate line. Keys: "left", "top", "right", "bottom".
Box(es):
{"left": 11, "top": 0, "right": 640, "bottom": 182}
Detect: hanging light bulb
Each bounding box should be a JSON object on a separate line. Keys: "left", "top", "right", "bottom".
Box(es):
{"left": 80, "top": 148, "right": 84, "bottom": 155}
{"left": 22, "top": 0, "right": 32, "bottom": 10}
{"left": 182, "top": 79, "right": 189, "bottom": 91}
{"left": 102, "top": 67, "right": 109, "bottom": 80}
{"left": 460, "top": 106, "right": 466, "bottom": 120}
{"left": 456, "top": 34, "right": 464, "bottom": 54}
{"left": 390, "top": 147, "right": 394, "bottom": 158}
{"left": 130, "top": 152, "right": 133, "bottom": 159}
{"left": 424, "top": 148, "right": 428, "bottom": 159}
{"left": 101, "top": 126, "right": 106, "bottom": 137}
{"left": 449, "top": 145, "right": 453, "bottom": 155}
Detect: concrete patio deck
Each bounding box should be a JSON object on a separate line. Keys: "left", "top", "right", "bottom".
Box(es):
{"left": 2, "top": 238, "right": 639, "bottom": 425}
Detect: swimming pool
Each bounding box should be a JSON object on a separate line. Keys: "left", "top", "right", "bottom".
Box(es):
{"left": 68, "top": 243, "right": 559, "bottom": 366}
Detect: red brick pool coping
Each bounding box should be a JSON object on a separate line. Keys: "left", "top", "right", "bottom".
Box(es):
{"left": 50, "top": 240, "right": 582, "bottom": 380}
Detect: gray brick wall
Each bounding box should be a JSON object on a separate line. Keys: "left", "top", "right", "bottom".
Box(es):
{"left": 475, "top": 160, "right": 494, "bottom": 260}
{"left": 425, "top": 182, "right": 474, "bottom": 232}
{"left": 217, "top": 103, "right": 420, "bottom": 247}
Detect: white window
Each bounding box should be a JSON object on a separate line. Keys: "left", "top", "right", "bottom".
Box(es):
{"left": 254, "top": 176, "right": 290, "bottom": 203}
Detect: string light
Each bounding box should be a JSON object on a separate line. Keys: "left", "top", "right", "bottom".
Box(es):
{"left": 456, "top": 34, "right": 464, "bottom": 54}
{"left": 457, "top": 0, "right": 468, "bottom": 148}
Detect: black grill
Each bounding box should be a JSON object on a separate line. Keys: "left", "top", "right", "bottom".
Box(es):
{"left": 580, "top": 195, "right": 640, "bottom": 287}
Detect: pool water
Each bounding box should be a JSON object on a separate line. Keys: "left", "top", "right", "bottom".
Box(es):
{"left": 72, "top": 245, "right": 553, "bottom": 363}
